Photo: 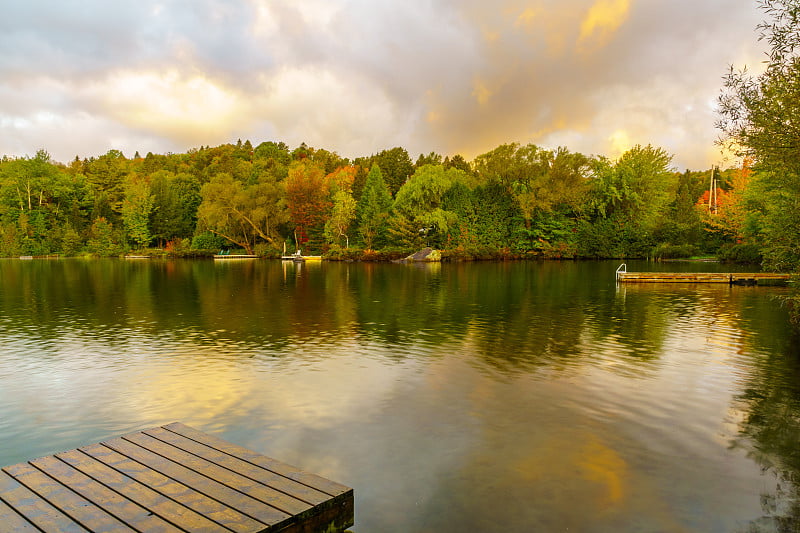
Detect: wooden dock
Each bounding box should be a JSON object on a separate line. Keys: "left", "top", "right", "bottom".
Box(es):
{"left": 213, "top": 255, "right": 259, "bottom": 260}
{"left": 615, "top": 264, "right": 791, "bottom": 285}
{"left": 0, "top": 422, "right": 353, "bottom": 532}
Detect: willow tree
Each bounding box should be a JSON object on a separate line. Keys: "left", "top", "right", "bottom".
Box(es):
{"left": 388, "top": 164, "right": 463, "bottom": 249}
{"left": 473, "top": 143, "right": 590, "bottom": 252}
{"left": 196, "top": 172, "right": 286, "bottom": 254}
{"left": 580, "top": 145, "right": 675, "bottom": 258}
{"left": 718, "top": 0, "right": 800, "bottom": 270}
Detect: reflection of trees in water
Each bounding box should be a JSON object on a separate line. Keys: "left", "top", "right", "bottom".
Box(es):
{"left": 0, "top": 259, "right": 675, "bottom": 372}
{"left": 344, "top": 260, "right": 678, "bottom": 375}
{"left": 731, "top": 335, "right": 800, "bottom": 532}
{"left": 723, "top": 292, "right": 800, "bottom": 533}
{"left": 6, "top": 259, "right": 800, "bottom": 528}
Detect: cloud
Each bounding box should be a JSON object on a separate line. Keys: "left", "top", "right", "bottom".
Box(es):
{"left": 0, "top": 0, "right": 766, "bottom": 168}
{"left": 407, "top": 0, "right": 765, "bottom": 168}
{"left": 578, "top": 0, "right": 632, "bottom": 51}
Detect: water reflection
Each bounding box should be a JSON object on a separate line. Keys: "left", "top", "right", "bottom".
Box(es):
{"left": 0, "top": 259, "right": 798, "bottom": 531}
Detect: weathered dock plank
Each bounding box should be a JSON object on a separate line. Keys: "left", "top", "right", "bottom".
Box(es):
{"left": 164, "top": 423, "right": 351, "bottom": 499}
{"left": 0, "top": 423, "right": 354, "bottom": 533}
{"left": 4, "top": 461, "right": 135, "bottom": 533}
{"left": 143, "top": 427, "right": 331, "bottom": 506}
{"left": 122, "top": 431, "right": 312, "bottom": 517}
{"left": 29, "top": 455, "right": 179, "bottom": 533}
{"left": 0, "top": 469, "right": 87, "bottom": 532}
{"left": 58, "top": 448, "right": 230, "bottom": 532}
{"left": 0, "top": 496, "right": 40, "bottom": 531}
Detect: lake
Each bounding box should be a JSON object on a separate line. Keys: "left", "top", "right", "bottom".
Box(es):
{"left": 0, "top": 258, "right": 798, "bottom": 532}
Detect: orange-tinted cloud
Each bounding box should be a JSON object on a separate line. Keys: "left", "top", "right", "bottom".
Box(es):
{"left": 578, "top": 0, "right": 632, "bottom": 51}
{"left": 0, "top": 0, "right": 766, "bottom": 169}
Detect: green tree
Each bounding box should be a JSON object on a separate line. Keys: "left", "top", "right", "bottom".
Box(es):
{"left": 84, "top": 149, "right": 129, "bottom": 220}
{"left": 121, "top": 177, "right": 154, "bottom": 248}
{"left": 415, "top": 152, "right": 443, "bottom": 168}
{"left": 473, "top": 143, "right": 590, "bottom": 252}
{"left": 443, "top": 154, "right": 472, "bottom": 175}
{"left": 196, "top": 172, "right": 286, "bottom": 254}
{"left": 718, "top": 0, "right": 800, "bottom": 270}
{"left": 325, "top": 190, "right": 357, "bottom": 248}
{"left": 587, "top": 145, "right": 674, "bottom": 226}
{"left": 86, "top": 217, "right": 123, "bottom": 256}
{"left": 254, "top": 141, "right": 291, "bottom": 165}
{"left": 580, "top": 145, "right": 675, "bottom": 258}
{"left": 323, "top": 166, "right": 358, "bottom": 248}
{"left": 388, "top": 165, "right": 464, "bottom": 248}
{"left": 653, "top": 170, "right": 704, "bottom": 249}
{"left": 0, "top": 150, "right": 83, "bottom": 255}
{"left": 149, "top": 171, "right": 201, "bottom": 245}
{"left": 356, "top": 165, "right": 392, "bottom": 249}
{"left": 373, "top": 147, "right": 414, "bottom": 195}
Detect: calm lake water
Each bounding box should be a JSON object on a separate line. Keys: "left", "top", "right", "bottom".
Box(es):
{"left": 1, "top": 258, "right": 799, "bottom": 532}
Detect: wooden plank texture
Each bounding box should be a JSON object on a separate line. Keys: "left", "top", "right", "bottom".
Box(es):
{"left": 0, "top": 469, "right": 87, "bottom": 532}
{"left": 58, "top": 448, "right": 231, "bottom": 533}
{"left": 144, "top": 427, "right": 331, "bottom": 505}
{"left": 0, "top": 423, "right": 354, "bottom": 533}
{"left": 0, "top": 491, "right": 45, "bottom": 531}
{"left": 121, "top": 431, "right": 312, "bottom": 516}
{"left": 102, "top": 435, "right": 292, "bottom": 529}
{"left": 4, "top": 461, "right": 133, "bottom": 533}
{"left": 28, "top": 455, "right": 180, "bottom": 533}
{"left": 164, "top": 423, "right": 351, "bottom": 498}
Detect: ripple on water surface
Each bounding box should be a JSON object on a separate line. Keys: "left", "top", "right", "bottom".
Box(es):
{"left": 0, "top": 260, "right": 798, "bottom": 532}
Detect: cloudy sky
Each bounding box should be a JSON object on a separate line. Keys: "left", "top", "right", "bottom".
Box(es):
{"left": 1, "top": 0, "right": 766, "bottom": 169}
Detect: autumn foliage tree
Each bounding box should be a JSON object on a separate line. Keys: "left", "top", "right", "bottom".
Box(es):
{"left": 285, "top": 161, "right": 331, "bottom": 252}
{"left": 324, "top": 166, "right": 357, "bottom": 248}
{"left": 697, "top": 161, "right": 752, "bottom": 244}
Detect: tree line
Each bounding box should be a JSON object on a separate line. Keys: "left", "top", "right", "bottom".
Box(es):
{"left": 0, "top": 139, "right": 768, "bottom": 264}
{"left": 4, "top": 1, "right": 800, "bottom": 270}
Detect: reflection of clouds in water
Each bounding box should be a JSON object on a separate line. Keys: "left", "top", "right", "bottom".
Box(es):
{"left": 1, "top": 260, "right": 797, "bottom": 531}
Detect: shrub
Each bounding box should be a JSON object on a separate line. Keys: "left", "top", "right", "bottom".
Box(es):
{"left": 86, "top": 218, "right": 124, "bottom": 257}
{"left": 253, "top": 243, "right": 281, "bottom": 258}
{"left": 191, "top": 232, "right": 225, "bottom": 250}
{"left": 61, "top": 228, "right": 83, "bottom": 256}
{"left": 651, "top": 243, "right": 696, "bottom": 260}
{"left": 717, "top": 243, "right": 763, "bottom": 264}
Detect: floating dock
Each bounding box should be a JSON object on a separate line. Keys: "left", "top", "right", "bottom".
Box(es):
{"left": 280, "top": 255, "right": 323, "bottom": 262}
{"left": 0, "top": 422, "right": 354, "bottom": 532}
{"left": 214, "top": 254, "right": 259, "bottom": 260}
{"left": 616, "top": 264, "right": 791, "bottom": 285}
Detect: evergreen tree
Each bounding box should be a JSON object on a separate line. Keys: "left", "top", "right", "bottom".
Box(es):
{"left": 356, "top": 165, "right": 392, "bottom": 249}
